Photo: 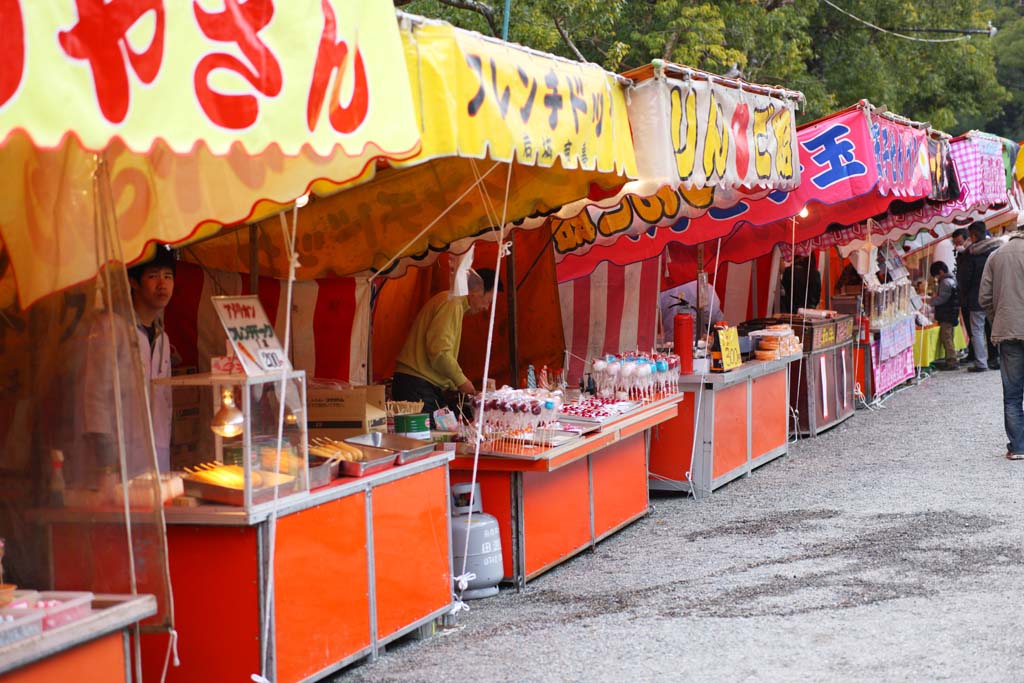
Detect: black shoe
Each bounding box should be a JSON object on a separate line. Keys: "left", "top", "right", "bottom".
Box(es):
{"left": 989, "top": 362, "right": 1001, "bottom": 370}
{"left": 937, "top": 363, "right": 960, "bottom": 371}
{"left": 968, "top": 366, "right": 987, "bottom": 373}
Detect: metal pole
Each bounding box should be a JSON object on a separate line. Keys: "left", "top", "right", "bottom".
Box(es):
{"left": 506, "top": 233, "right": 520, "bottom": 387}
{"left": 695, "top": 244, "right": 706, "bottom": 336}
{"left": 248, "top": 224, "right": 259, "bottom": 295}
{"left": 502, "top": 1, "right": 516, "bottom": 386}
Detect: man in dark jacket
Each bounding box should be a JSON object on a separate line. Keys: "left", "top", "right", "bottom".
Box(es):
{"left": 957, "top": 221, "right": 1001, "bottom": 372}
{"left": 951, "top": 228, "right": 973, "bottom": 362}
{"left": 929, "top": 261, "right": 960, "bottom": 370}
{"left": 781, "top": 255, "right": 822, "bottom": 313}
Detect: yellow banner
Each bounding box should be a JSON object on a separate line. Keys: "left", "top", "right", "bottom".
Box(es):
{"left": 403, "top": 20, "right": 636, "bottom": 176}
{"left": 185, "top": 18, "right": 638, "bottom": 280}
{"left": 1, "top": 0, "right": 423, "bottom": 308}
{"left": 1016, "top": 146, "right": 1024, "bottom": 192}
{"left": 0, "top": 0, "right": 417, "bottom": 158}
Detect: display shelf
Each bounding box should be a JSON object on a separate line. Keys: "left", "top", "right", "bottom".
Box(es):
{"left": 0, "top": 594, "right": 155, "bottom": 678}
{"left": 650, "top": 356, "right": 798, "bottom": 497}
{"left": 450, "top": 396, "right": 682, "bottom": 588}
{"left": 42, "top": 455, "right": 454, "bottom": 682}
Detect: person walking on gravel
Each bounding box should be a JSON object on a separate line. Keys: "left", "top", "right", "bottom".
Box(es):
{"left": 979, "top": 230, "right": 1024, "bottom": 459}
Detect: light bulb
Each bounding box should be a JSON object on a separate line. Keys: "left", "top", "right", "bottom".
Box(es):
{"left": 211, "top": 387, "right": 244, "bottom": 438}
{"left": 799, "top": 206, "right": 809, "bottom": 218}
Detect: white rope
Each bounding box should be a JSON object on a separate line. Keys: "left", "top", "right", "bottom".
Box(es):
{"left": 253, "top": 202, "right": 302, "bottom": 683}
{"left": 453, "top": 160, "right": 515, "bottom": 609}
{"left": 368, "top": 161, "right": 502, "bottom": 287}
{"left": 822, "top": 0, "right": 977, "bottom": 43}
{"left": 685, "top": 238, "right": 723, "bottom": 501}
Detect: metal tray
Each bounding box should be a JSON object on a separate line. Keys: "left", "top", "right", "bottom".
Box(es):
{"left": 182, "top": 471, "right": 297, "bottom": 506}
{"left": 308, "top": 455, "right": 340, "bottom": 489}
{"left": 337, "top": 446, "right": 396, "bottom": 477}
{"left": 344, "top": 433, "right": 435, "bottom": 465}
{"left": 524, "top": 429, "right": 581, "bottom": 448}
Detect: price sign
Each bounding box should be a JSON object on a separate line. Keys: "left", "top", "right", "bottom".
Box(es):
{"left": 212, "top": 295, "right": 291, "bottom": 377}
{"left": 717, "top": 326, "right": 743, "bottom": 371}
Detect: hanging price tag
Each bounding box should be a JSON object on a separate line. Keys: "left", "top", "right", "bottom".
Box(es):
{"left": 212, "top": 295, "right": 291, "bottom": 377}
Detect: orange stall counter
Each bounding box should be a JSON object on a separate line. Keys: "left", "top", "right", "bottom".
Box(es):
{"left": 0, "top": 595, "right": 155, "bottom": 683}
{"left": 43, "top": 455, "right": 453, "bottom": 683}
{"left": 649, "top": 356, "right": 797, "bottom": 497}
{"left": 450, "top": 395, "right": 681, "bottom": 588}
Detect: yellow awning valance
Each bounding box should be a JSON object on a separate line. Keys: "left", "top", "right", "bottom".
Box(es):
{"left": 0, "top": 0, "right": 420, "bottom": 308}
{"left": 185, "top": 16, "right": 638, "bottom": 280}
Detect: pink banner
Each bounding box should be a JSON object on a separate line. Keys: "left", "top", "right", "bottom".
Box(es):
{"left": 557, "top": 104, "right": 933, "bottom": 284}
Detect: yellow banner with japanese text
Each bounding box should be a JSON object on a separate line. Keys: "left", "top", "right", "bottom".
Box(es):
{"left": 402, "top": 19, "right": 636, "bottom": 176}
{"left": 0, "top": 0, "right": 418, "bottom": 158}
{"left": 1, "top": 0, "right": 424, "bottom": 307}
{"left": 184, "top": 18, "right": 638, "bottom": 281}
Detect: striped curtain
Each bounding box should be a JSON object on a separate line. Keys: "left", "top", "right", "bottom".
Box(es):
{"left": 166, "top": 262, "right": 371, "bottom": 383}
{"left": 558, "top": 257, "right": 661, "bottom": 384}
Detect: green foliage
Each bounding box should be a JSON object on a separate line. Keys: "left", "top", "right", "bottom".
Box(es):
{"left": 401, "top": 0, "right": 1018, "bottom": 136}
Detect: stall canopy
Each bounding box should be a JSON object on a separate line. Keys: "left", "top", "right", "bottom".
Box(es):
{"left": 526, "top": 63, "right": 803, "bottom": 269}
{"left": 613, "top": 102, "right": 938, "bottom": 286}
{"left": 552, "top": 66, "right": 804, "bottom": 382}
{"left": 811, "top": 132, "right": 1011, "bottom": 258}
{"left": 815, "top": 134, "right": 1019, "bottom": 264}
{"left": 185, "top": 14, "right": 638, "bottom": 281}
{"left": 0, "top": 0, "right": 423, "bottom": 309}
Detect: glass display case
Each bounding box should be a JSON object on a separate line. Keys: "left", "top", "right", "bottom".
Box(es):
{"left": 154, "top": 370, "right": 308, "bottom": 508}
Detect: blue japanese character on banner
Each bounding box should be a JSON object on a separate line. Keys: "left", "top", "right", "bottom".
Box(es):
{"left": 803, "top": 124, "right": 867, "bottom": 190}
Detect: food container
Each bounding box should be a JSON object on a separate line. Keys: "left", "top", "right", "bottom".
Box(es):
{"left": 345, "top": 433, "right": 435, "bottom": 465}
{"left": 393, "top": 413, "right": 430, "bottom": 439}
{"left": 528, "top": 429, "right": 581, "bottom": 448}
{"left": 35, "top": 591, "right": 93, "bottom": 630}
{"left": 308, "top": 455, "right": 340, "bottom": 489}
{"left": 776, "top": 314, "right": 837, "bottom": 352}
{"left": 337, "top": 447, "right": 396, "bottom": 477}
{"left": 0, "top": 607, "right": 43, "bottom": 645}
{"left": 182, "top": 469, "right": 296, "bottom": 506}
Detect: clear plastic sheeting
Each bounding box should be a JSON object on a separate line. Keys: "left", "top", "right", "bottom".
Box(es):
{"left": 0, "top": 165, "right": 173, "bottom": 631}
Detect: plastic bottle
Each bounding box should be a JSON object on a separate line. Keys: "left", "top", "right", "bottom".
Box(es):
{"left": 50, "top": 449, "right": 65, "bottom": 508}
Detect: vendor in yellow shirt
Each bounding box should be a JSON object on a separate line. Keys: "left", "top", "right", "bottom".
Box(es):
{"left": 392, "top": 269, "right": 502, "bottom": 419}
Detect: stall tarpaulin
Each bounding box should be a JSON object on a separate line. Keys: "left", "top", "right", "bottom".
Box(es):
{"left": 0, "top": 0, "right": 422, "bottom": 308}
{"left": 185, "top": 15, "right": 638, "bottom": 281}
{"left": 535, "top": 64, "right": 802, "bottom": 267}
{"left": 594, "top": 103, "right": 934, "bottom": 287}
{"left": 833, "top": 133, "right": 1020, "bottom": 259}
{"left": 1015, "top": 141, "right": 1024, "bottom": 193}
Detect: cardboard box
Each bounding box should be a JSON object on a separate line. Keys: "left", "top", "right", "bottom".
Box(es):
{"left": 307, "top": 385, "right": 388, "bottom": 441}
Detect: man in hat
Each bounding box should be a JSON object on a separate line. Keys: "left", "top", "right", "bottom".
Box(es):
{"left": 392, "top": 268, "right": 501, "bottom": 419}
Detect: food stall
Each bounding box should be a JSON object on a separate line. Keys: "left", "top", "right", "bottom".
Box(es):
{"left": 2, "top": 2, "right": 427, "bottom": 678}
{"left": 6, "top": 3, "right": 632, "bottom": 681}
{"left": 537, "top": 64, "right": 807, "bottom": 494}
{"left": 450, "top": 382, "right": 683, "bottom": 587}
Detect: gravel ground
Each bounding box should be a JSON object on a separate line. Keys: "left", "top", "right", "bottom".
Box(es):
{"left": 338, "top": 368, "right": 1023, "bottom": 682}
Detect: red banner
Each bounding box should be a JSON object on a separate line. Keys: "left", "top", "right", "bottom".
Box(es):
{"left": 556, "top": 104, "right": 933, "bottom": 283}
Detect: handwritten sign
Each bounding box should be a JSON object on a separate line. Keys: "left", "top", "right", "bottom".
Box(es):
{"left": 212, "top": 295, "right": 290, "bottom": 376}
{"left": 715, "top": 326, "right": 743, "bottom": 372}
